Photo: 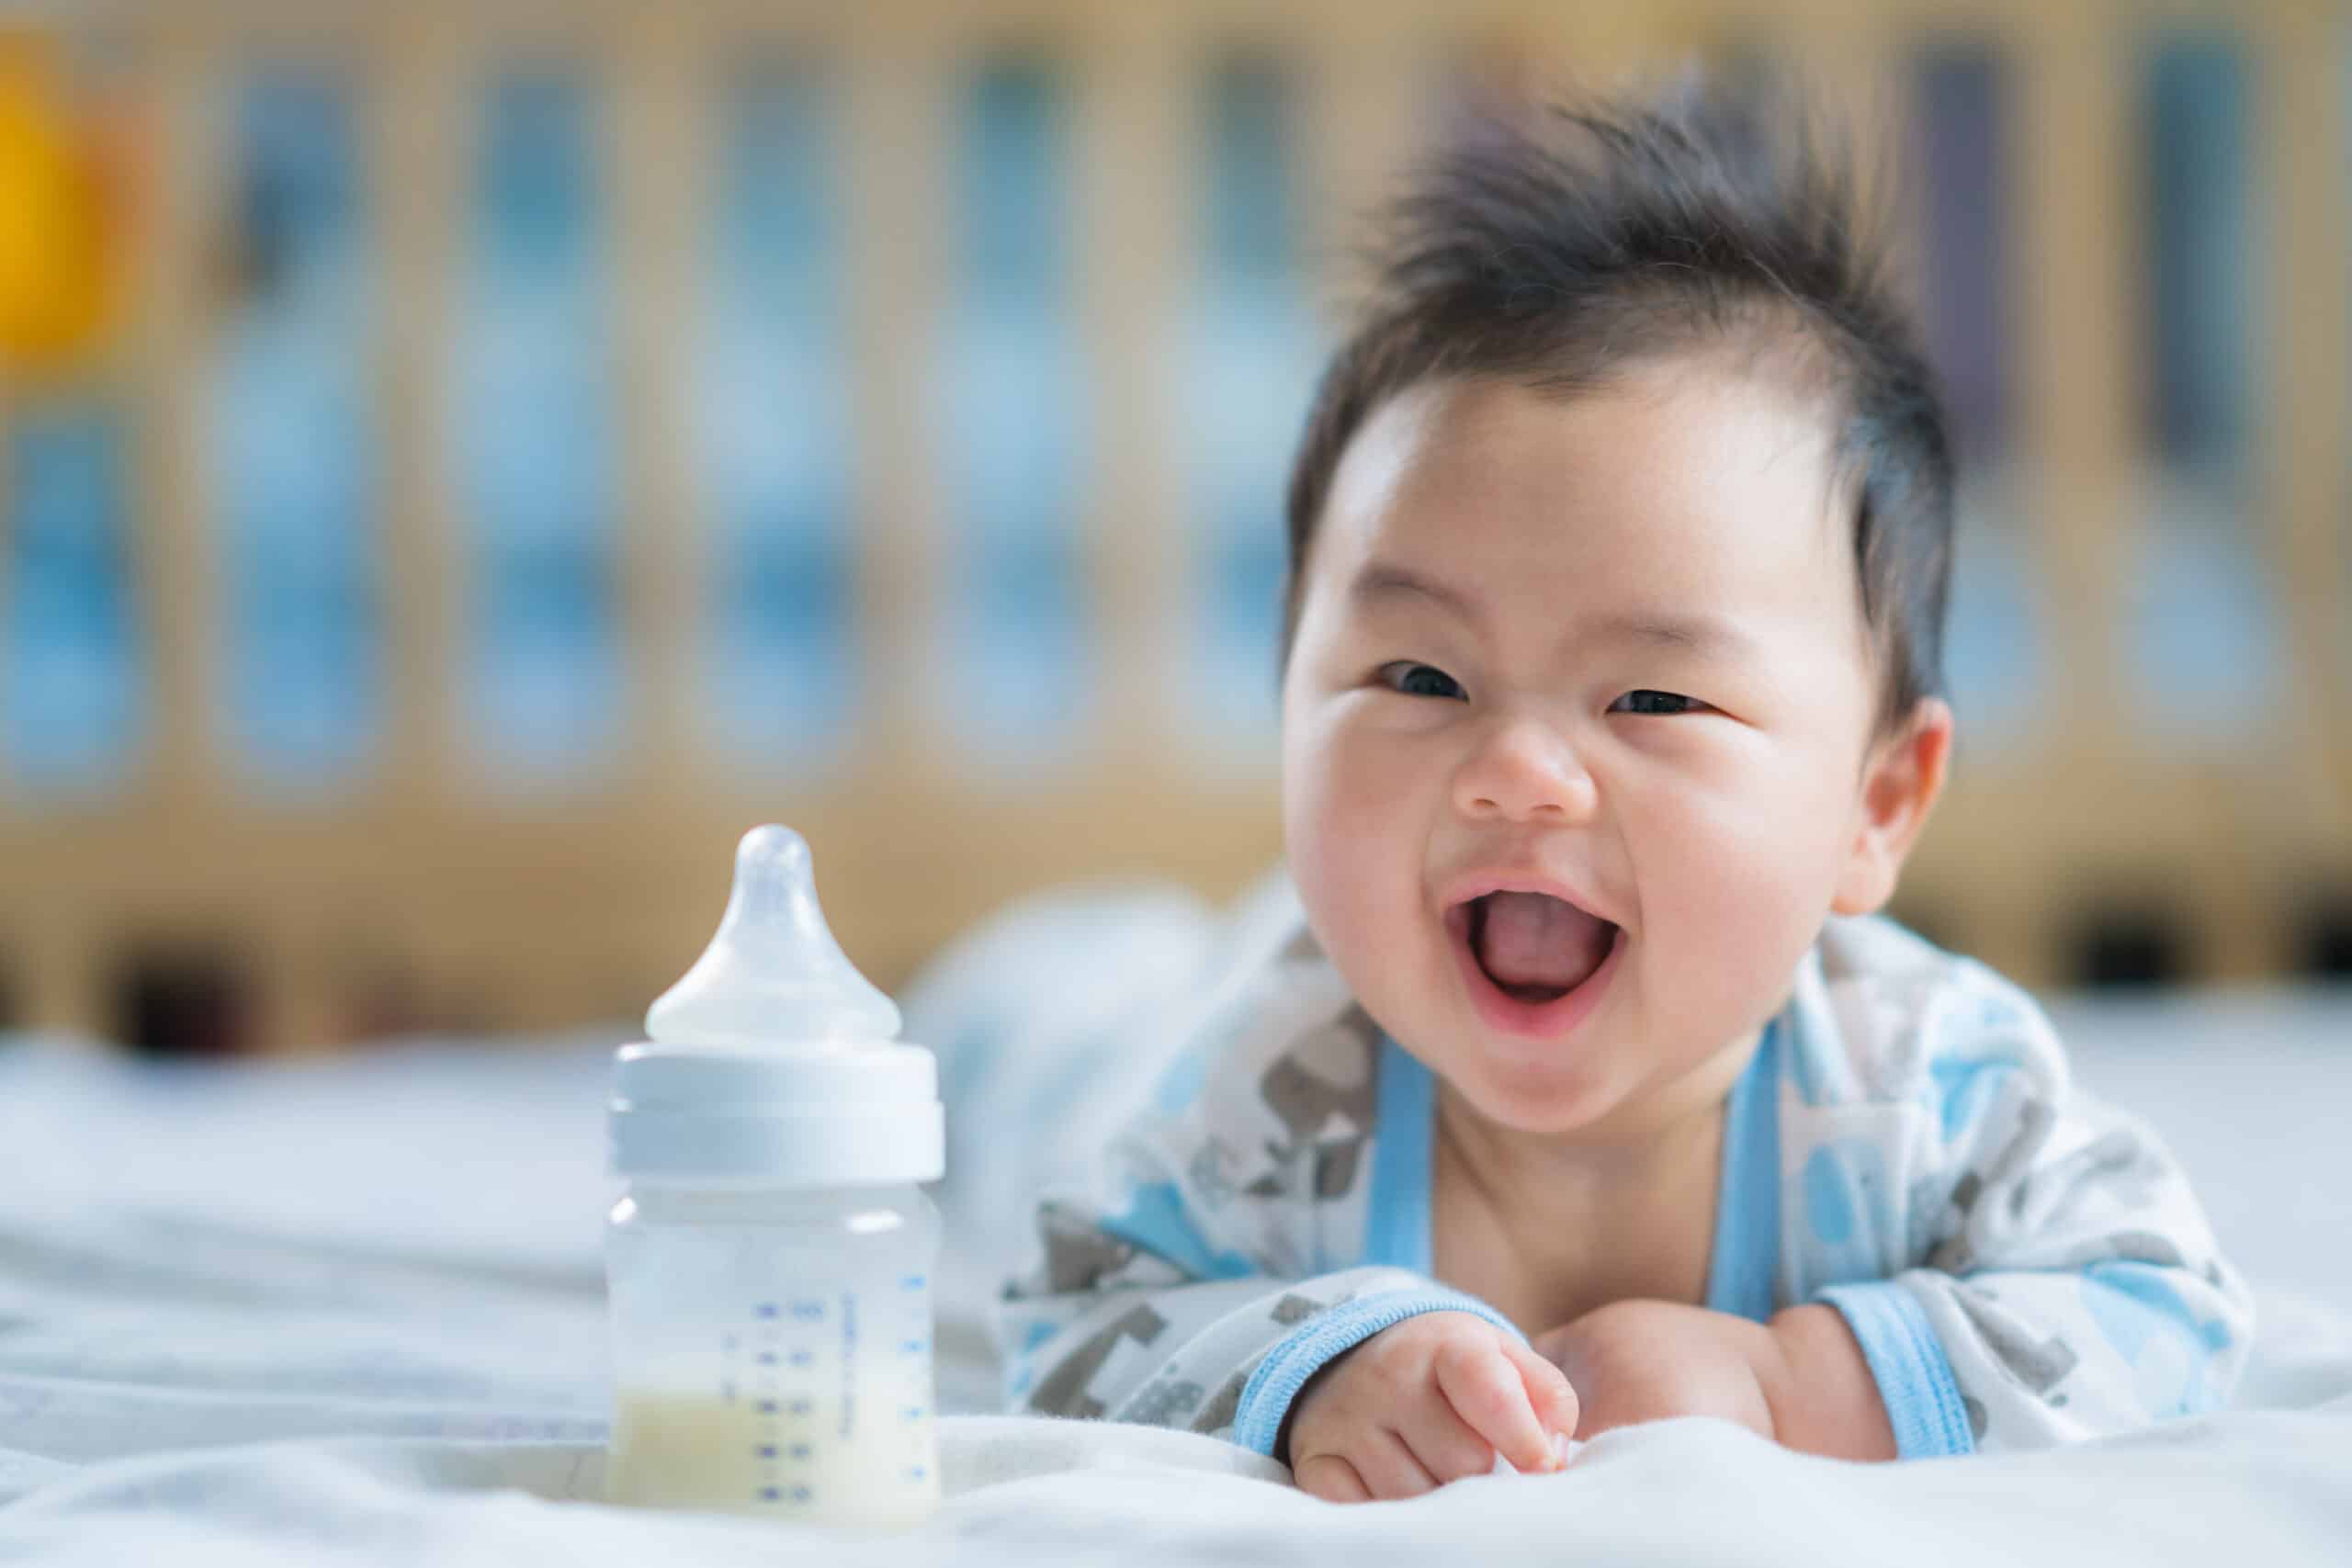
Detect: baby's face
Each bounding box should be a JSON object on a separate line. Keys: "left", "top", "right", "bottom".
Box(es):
{"left": 1280, "top": 364, "right": 1898, "bottom": 1140}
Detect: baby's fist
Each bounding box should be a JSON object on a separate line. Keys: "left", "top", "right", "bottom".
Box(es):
{"left": 1285, "top": 1311, "right": 1577, "bottom": 1503}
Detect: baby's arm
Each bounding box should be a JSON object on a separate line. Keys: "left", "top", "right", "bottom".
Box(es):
{"left": 1797, "top": 956, "right": 2254, "bottom": 1455}
{"left": 1001, "top": 1188, "right": 1487, "bottom": 1439}
{"left": 1001, "top": 1129, "right": 1535, "bottom": 1458}
{"left": 1813, "top": 1089, "right": 2252, "bottom": 1455}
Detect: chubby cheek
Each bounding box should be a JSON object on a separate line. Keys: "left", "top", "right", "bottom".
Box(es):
{"left": 1283, "top": 717, "right": 1436, "bottom": 1000}
{"left": 1627, "top": 757, "right": 1849, "bottom": 1035}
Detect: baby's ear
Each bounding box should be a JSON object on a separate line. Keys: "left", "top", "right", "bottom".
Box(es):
{"left": 1831, "top": 697, "right": 1953, "bottom": 917}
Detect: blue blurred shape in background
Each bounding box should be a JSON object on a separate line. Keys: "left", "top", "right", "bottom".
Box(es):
{"left": 1915, "top": 45, "right": 2009, "bottom": 464}
{"left": 1914, "top": 41, "right": 2041, "bottom": 750}
{"left": 2130, "top": 32, "right": 2278, "bottom": 747}
{"left": 1184, "top": 54, "right": 1319, "bottom": 757}
{"left": 940, "top": 58, "right": 1090, "bottom": 765}
{"left": 695, "top": 61, "right": 856, "bottom": 773}
{"left": 452, "top": 69, "right": 621, "bottom": 786}
{"left": 3, "top": 400, "right": 141, "bottom": 796}
{"left": 212, "top": 67, "right": 379, "bottom": 794}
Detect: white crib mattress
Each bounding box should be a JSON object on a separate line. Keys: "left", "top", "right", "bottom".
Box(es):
{"left": 1, "top": 965, "right": 2348, "bottom": 1563}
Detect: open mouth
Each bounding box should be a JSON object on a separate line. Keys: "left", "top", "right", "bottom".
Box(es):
{"left": 1445, "top": 890, "right": 1623, "bottom": 1034}
{"left": 1460, "top": 891, "right": 1618, "bottom": 999}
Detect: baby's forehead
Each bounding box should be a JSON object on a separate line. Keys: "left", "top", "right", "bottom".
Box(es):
{"left": 1330, "top": 369, "right": 1856, "bottom": 591}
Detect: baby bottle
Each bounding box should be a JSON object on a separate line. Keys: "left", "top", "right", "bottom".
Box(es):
{"left": 605, "top": 825, "right": 944, "bottom": 1529}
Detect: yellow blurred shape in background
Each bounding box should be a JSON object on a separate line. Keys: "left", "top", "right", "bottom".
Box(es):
{"left": 0, "top": 33, "right": 119, "bottom": 379}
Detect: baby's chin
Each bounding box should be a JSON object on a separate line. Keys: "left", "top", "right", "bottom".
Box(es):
{"left": 1443, "top": 1016, "right": 1774, "bottom": 1150}
{"left": 1432, "top": 1035, "right": 1635, "bottom": 1139}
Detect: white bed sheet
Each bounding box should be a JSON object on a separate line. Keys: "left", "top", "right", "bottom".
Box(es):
{"left": 5, "top": 1393, "right": 2349, "bottom": 1568}
{"left": 1, "top": 883, "right": 2348, "bottom": 1563}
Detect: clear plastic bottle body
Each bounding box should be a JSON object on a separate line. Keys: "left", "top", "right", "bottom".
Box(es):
{"left": 605, "top": 1180, "right": 942, "bottom": 1529}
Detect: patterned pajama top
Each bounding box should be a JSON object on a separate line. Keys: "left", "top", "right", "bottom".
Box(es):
{"left": 999, "top": 909, "right": 2252, "bottom": 1461}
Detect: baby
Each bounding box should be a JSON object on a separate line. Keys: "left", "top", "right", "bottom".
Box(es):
{"left": 1000, "top": 80, "right": 2249, "bottom": 1499}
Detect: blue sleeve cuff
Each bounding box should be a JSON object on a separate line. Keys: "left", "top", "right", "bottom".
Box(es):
{"left": 1815, "top": 1280, "right": 1975, "bottom": 1460}
{"left": 1230, "top": 1289, "right": 1519, "bottom": 1460}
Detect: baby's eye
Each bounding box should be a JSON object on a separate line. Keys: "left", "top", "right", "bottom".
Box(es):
{"left": 1610, "top": 689, "right": 1710, "bottom": 716}
{"left": 1376, "top": 662, "right": 1466, "bottom": 701}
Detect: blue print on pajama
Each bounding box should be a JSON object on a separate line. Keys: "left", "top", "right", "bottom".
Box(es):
{"left": 1802, "top": 1140, "right": 1896, "bottom": 1282}
{"left": 2080, "top": 1262, "right": 2233, "bottom": 1416}
{"left": 1788, "top": 1022, "right": 1832, "bottom": 1107}
{"left": 1926, "top": 1054, "right": 2018, "bottom": 1142}
{"left": 1100, "top": 1181, "right": 1256, "bottom": 1281}
{"left": 1006, "top": 1319, "right": 1062, "bottom": 1399}
{"left": 1154, "top": 1048, "right": 1208, "bottom": 1115}
{"left": 1972, "top": 993, "right": 2021, "bottom": 1032}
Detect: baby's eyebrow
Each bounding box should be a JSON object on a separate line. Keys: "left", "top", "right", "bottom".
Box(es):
{"left": 1351, "top": 560, "right": 1756, "bottom": 661}
{"left": 1349, "top": 560, "right": 1484, "bottom": 625}
{"left": 1593, "top": 611, "right": 1758, "bottom": 661}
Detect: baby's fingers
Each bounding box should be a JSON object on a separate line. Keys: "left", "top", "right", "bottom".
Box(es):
{"left": 1433, "top": 1338, "right": 1557, "bottom": 1474}
{"left": 1499, "top": 1337, "right": 1582, "bottom": 1450}
{"left": 1294, "top": 1452, "right": 1373, "bottom": 1505}
{"left": 1396, "top": 1398, "right": 1500, "bottom": 1484}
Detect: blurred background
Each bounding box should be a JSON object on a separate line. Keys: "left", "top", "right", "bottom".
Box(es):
{"left": 0, "top": 0, "right": 2344, "bottom": 1058}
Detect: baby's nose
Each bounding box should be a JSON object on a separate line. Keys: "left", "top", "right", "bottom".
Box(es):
{"left": 1454, "top": 721, "right": 1598, "bottom": 822}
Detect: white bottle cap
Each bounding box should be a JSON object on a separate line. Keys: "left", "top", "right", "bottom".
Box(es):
{"left": 608, "top": 826, "right": 944, "bottom": 1187}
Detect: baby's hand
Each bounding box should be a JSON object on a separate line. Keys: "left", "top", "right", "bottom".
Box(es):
{"left": 1531, "top": 1300, "right": 1776, "bottom": 1443}
{"left": 1285, "top": 1311, "right": 1578, "bottom": 1503}
{"left": 1533, "top": 1300, "right": 1895, "bottom": 1460}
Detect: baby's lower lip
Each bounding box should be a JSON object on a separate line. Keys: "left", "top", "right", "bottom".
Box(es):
{"left": 1446, "top": 906, "right": 1625, "bottom": 1043}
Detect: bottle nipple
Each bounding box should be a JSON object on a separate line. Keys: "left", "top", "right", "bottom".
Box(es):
{"left": 645, "top": 825, "right": 901, "bottom": 1050}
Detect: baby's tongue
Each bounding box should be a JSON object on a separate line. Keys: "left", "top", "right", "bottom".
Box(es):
{"left": 1476, "top": 892, "right": 1613, "bottom": 993}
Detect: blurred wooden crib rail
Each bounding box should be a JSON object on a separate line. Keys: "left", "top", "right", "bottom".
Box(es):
{"left": 0, "top": 0, "right": 2344, "bottom": 1053}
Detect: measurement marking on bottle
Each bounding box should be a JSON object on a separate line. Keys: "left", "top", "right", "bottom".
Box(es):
{"left": 839, "top": 1292, "right": 860, "bottom": 1443}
